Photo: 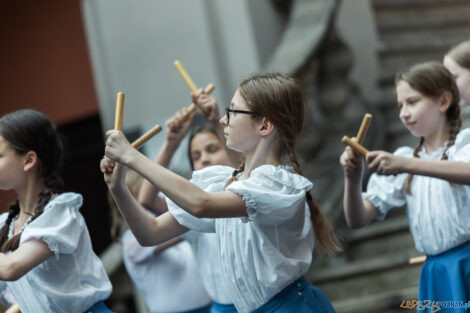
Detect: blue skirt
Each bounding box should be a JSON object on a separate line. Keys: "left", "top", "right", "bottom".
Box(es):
{"left": 84, "top": 301, "right": 114, "bottom": 313}
{"left": 252, "top": 276, "right": 336, "bottom": 313}
{"left": 211, "top": 301, "right": 238, "bottom": 313}
{"left": 419, "top": 241, "right": 470, "bottom": 312}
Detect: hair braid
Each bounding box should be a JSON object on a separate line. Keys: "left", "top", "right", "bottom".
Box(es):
{"left": 404, "top": 137, "right": 424, "bottom": 195}
{"left": 224, "top": 163, "right": 245, "bottom": 188}
{"left": 286, "top": 146, "right": 341, "bottom": 256}
{"left": 0, "top": 202, "right": 20, "bottom": 252}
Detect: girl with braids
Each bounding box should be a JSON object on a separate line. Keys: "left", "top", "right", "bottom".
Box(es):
{"left": 340, "top": 62, "right": 470, "bottom": 305}
{"left": 0, "top": 109, "right": 112, "bottom": 313}
{"left": 444, "top": 40, "right": 470, "bottom": 108}
{"left": 101, "top": 73, "right": 339, "bottom": 313}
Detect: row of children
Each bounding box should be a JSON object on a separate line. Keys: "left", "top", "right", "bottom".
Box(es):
{"left": 0, "top": 40, "right": 467, "bottom": 313}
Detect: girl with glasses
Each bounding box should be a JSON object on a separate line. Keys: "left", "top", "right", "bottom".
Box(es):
{"left": 102, "top": 73, "right": 339, "bottom": 313}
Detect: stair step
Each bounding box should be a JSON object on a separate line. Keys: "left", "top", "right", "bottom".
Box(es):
{"left": 310, "top": 250, "right": 421, "bottom": 284}
{"left": 378, "top": 14, "right": 470, "bottom": 32}
{"left": 310, "top": 251, "right": 422, "bottom": 301}
{"left": 347, "top": 215, "right": 409, "bottom": 242}
{"left": 373, "top": 0, "right": 469, "bottom": 9}
{"left": 377, "top": 48, "right": 448, "bottom": 87}
{"left": 332, "top": 286, "right": 419, "bottom": 313}
{"left": 378, "top": 36, "right": 465, "bottom": 56}
{"left": 374, "top": 1, "right": 470, "bottom": 26}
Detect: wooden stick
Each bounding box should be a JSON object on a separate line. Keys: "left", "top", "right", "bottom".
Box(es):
{"left": 342, "top": 136, "right": 369, "bottom": 156}
{"left": 132, "top": 125, "right": 163, "bottom": 149}
{"left": 114, "top": 92, "right": 125, "bottom": 130}
{"left": 5, "top": 304, "right": 21, "bottom": 313}
{"left": 355, "top": 113, "right": 372, "bottom": 144}
{"left": 174, "top": 60, "right": 198, "bottom": 93}
{"left": 186, "top": 83, "right": 216, "bottom": 117}
{"left": 409, "top": 255, "right": 427, "bottom": 265}
{"left": 131, "top": 83, "right": 216, "bottom": 149}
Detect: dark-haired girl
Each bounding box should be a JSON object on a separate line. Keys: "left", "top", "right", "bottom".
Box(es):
{"left": 340, "top": 62, "right": 470, "bottom": 306}
{"left": 0, "top": 109, "right": 112, "bottom": 313}
{"left": 102, "top": 73, "right": 339, "bottom": 313}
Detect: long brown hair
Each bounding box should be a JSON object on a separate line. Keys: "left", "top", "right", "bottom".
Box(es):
{"left": 446, "top": 40, "right": 470, "bottom": 69}
{"left": 225, "top": 73, "right": 340, "bottom": 256}
{"left": 395, "top": 62, "right": 461, "bottom": 194}
{"left": 0, "top": 110, "right": 64, "bottom": 252}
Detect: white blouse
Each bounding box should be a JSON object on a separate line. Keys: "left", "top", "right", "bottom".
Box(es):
{"left": 122, "top": 230, "right": 211, "bottom": 313}
{"left": 363, "top": 128, "right": 470, "bottom": 255}
{"left": 179, "top": 231, "right": 233, "bottom": 305}
{"left": 167, "top": 165, "right": 314, "bottom": 313}
{"left": 0, "top": 193, "right": 112, "bottom": 313}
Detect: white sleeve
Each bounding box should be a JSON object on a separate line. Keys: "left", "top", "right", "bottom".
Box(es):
{"left": 362, "top": 147, "right": 411, "bottom": 220}
{"left": 20, "top": 193, "right": 85, "bottom": 256}
{"left": 167, "top": 165, "right": 234, "bottom": 232}
{"left": 449, "top": 128, "right": 470, "bottom": 163}
{"left": 226, "top": 165, "right": 313, "bottom": 226}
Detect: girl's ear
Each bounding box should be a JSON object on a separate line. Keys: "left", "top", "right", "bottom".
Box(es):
{"left": 258, "top": 117, "right": 276, "bottom": 137}
{"left": 23, "top": 151, "right": 38, "bottom": 172}
{"left": 439, "top": 91, "right": 453, "bottom": 113}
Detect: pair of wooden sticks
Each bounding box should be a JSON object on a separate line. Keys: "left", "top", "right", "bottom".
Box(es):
{"left": 341, "top": 113, "right": 372, "bottom": 155}
{"left": 113, "top": 60, "right": 215, "bottom": 149}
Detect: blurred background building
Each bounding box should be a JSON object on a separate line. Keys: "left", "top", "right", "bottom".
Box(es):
{"left": 0, "top": 0, "right": 469, "bottom": 312}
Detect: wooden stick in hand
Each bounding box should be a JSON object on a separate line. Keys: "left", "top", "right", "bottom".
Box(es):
{"left": 355, "top": 113, "right": 372, "bottom": 144}
{"left": 185, "top": 83, "right": 216, "bottom": 119}
{"left": 174, "top": 60, "right": 198, "bottom": 93}
{"left": 132, "top": 125, "right": 163, "bottom": 149}
{"left": 342, "top": 136, "right": 369, "bottom": 156}
{"left": 114, "top": 92, "right": 125, "bottom": 130}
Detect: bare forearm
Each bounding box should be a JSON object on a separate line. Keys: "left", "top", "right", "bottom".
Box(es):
{"left": 404, "top": 159, "right": 470, "bottom": 185}
{"left": 0, "top": 254, "right": 18, "bottom": 281}
{"left": 111, "top": 185, "right": 177, "bottom": 245}
{"left": 344, "top": 178, "right": 374, "bottom": 229}
{"left": 137, "top": 140, "right": 178, "bottom": 211}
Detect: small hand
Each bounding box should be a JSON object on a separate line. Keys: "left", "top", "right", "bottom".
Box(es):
{"left": 165, "top": 107, "right": 194, "bottom": 145}
{"left": 340, "top": 144, "right": 364, "bottom": 181}
{"left": 105, "top": 130, "right": 134, "bottom": 165}
{"left": 191, "top": 89, "right": 220, "bottom": 125}
{"left": 366, "top": 151, "right": 405, "bottom": 175}
{"left": 100, "top": 156, "right": 127, "bottom": 189}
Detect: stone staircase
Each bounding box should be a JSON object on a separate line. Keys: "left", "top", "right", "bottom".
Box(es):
{"left": 309, "top": 208, "right": 422, "bottom": 313}
{"left": 309, "top": 1, "right": 470, "bottom": 312}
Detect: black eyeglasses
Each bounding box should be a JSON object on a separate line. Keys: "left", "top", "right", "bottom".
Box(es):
{"left": 225, "top": 108, "right": 258, "bottom": 125}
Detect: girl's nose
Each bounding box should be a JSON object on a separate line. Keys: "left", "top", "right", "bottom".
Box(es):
{"left": 220, "top": 115, "right": 228, "bottom": 126}
{"left": 399, "top": 106, "right": 410, "bottom": 119}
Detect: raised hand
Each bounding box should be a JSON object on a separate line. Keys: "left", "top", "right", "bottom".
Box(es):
{"left": 165, "top": 107, "right": 195, "bottom": 146}
{"left": 105, "top": 130, "right": 134, "bottom": 165}
{"left": 191, "top": 89, "right": 220, "bottom": 125}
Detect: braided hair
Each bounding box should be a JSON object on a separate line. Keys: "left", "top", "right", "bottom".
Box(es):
{"left": 224, "top": 73, "right": 341, "bottom": 256}
{"left": 396, "top": 62, "right": 462, "bottom": 194}
{"left": 0, "top": 109, "right": 64, "bottom": 252}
